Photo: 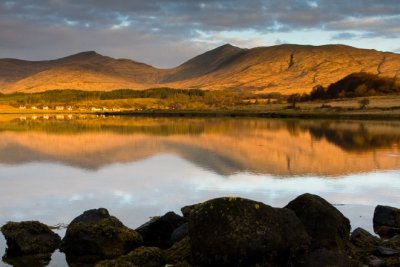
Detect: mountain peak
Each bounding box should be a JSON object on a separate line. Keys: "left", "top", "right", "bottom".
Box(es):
{"left": 58, "top": 51, "right": 108, "bottom": 62}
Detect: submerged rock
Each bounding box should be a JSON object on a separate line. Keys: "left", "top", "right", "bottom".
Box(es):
{"left": 285, "top": 193, "right": 351, "bottom": 252}
{"left": 373, "top": 205, "right": 400, "bottom": 238}
{"left": 60, "top": 208, "right": 142, "bottom": 264}
{"left": 95, "top": 246, "right": 165, "bottom": 267}
{"left": 0, "top": 221, "right": 61, "bottom": 257}
{"left": 2, "top": 253, "right": 52, "bottom": 267}
{"left": 186, "top": 197, "right": 310, "bottom": 266}
{"left": 136, "top": 211, "right": 186, "bottom": 248}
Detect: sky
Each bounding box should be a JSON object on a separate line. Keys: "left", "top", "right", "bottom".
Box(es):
{"left": 1, "top": 0, "right": 400, "bottom": 67}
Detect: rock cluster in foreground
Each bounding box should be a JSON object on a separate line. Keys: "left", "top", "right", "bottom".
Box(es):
{"left": 1, "top": 193, "right": 400, "bottom": 267}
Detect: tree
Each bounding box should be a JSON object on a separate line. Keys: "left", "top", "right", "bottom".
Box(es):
{"left": 287, "top": 94, "right": 301, "bottom": 109}
{"left": 358, "top": 98, "right": 370, "bottom": 109}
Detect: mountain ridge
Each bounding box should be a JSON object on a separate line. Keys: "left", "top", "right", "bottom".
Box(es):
{"left": 1, "top": 44, "right": 400, "bottom": 94}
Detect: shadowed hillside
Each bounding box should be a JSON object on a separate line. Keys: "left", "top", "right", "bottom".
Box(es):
{"left": 1, "top": 44, "right": 400, "bottom": 94}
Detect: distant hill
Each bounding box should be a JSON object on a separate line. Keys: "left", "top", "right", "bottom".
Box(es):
{"left": 1, "top": 44, "right": 400, "bottom": 94}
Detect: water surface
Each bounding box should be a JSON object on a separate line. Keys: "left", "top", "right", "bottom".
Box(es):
{"left": 0, "top": 115, "right": 399, "bottom": 266}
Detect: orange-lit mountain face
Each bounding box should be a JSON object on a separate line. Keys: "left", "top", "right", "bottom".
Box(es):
{"left": 1, "top": 44, "right": 400, "bottom": 94}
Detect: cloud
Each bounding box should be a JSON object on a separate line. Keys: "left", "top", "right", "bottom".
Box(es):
{"left": 0, "top": 0, "right": 400, "bottom": 66}
{"left": 330, "top": 32, "right": 359, "bottom": 40}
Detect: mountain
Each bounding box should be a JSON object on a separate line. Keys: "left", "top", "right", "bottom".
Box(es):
{"left": 1, "top": 44, "right": 400, "bottom": 94}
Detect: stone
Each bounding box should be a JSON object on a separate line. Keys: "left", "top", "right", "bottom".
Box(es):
{"left": 136, "top": 212, "right": 186, "bottom": 248}
{"left": 285, "top": 193, "right": 351, "bottom": 252}
{"left": 169, "top": 223, "right": 188, "bottom": 245}
{"left": 351, "top": 227, "right": 381, "bottom": 251}
{"left": 303, "top": 248, "right": 355, "bottom": 267}
{"left": 1, "top": 221, "right": 61, "bottom": 257}
{"left": 187, "top": 197, "right": 310, "bottom": 266}
{"left": 373, "top": 205, "right": 400, "bottom": 238}
{"left": 164, "top": 236, "right": 191, "bottom": 264}
{"left": 95, "top": 246, "right": 165, "bottom": 267}
{"left": 60, "top": 208, "right": 142, "bottom": 264}
{"left": 374, "top": 246, "right": 399, "bottom": 257}
{"left": 367, "top": 255, "right": 385, "bottom": 267}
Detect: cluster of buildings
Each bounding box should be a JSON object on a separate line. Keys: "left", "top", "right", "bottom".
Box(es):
{"left": 18, "top": 105, "right": 120, "bottom": 112}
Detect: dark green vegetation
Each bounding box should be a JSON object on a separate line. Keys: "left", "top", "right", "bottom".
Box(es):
{"left": 0, "top": 88, "right": 247, "bottom": 108}
{"left": 307, "top": 72, "right": 400, "bottom": 100}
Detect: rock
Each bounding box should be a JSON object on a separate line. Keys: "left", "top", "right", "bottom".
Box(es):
{"left": 136, "top": 212, "right": 186, "bottom": 248}
{"left": 95, "top": 246, "right": 165, "bottom": 267}
{"left": 374, "top": 246, "right": 399, "bottom": 257}
{"left": 2, "top": 253, "right": 52, "bottom": 267}
{"left": 169, "top": 223, "right": 188, "bottom": 245}
{"left": 303, "top": 248, "right": 355, "bottom": 267}
{"left": 0, "top": 221, "right": 61, "bottom": 257}
{"left": 60, "top": 208, "right": 142, "bottom": 264}
{"left": 164, "top": 236, "right": 191, "bottom": 264}
{"left": 373, "top": 205, "right": 400, "bottom": 238}
{"left": 351, "top": 227, "right": 381, "bottom": 251}
{"left": 187, "top": 197, "right": 310, "bottom": 266}
{"left": 367, "top": 255, "right": 385, "bottom": 267}
{"left": 181, "top": 204, "right": 198, "bottom": 218}
{"left": 285, "top": 193, "right": 351, "bottom": 252}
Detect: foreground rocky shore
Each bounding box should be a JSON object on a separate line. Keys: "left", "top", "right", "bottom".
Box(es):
{"left": 1, "top": 193, "right": 400, "bottom": 267}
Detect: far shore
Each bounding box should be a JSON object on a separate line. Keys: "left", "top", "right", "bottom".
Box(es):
{"left": 1, "top": 108, "right": 400, "bottom": 120}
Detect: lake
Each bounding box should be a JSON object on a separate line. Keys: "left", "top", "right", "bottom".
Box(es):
{"left": 0, "top": 115, "right": 399, "bottom": 266}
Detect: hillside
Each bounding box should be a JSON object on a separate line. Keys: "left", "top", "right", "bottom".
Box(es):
{"left": 1, "top": 44, "right": 400, "bottom": 94}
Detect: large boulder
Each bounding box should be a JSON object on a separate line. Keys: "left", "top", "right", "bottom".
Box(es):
{"left": 285, "top": 193, "right": 351, "bottom": 252}
{"left": 303, "top": 248, "right": 356, "bottom": 267}
{"left": 95, "top": 246, "right": 165, "bottom": 267}
{"left": 1, "top": 221, "right": 61, "bottom": 257}
{"left": 186, "top": 197, "right": 310, "bottom": 266}
{"left": 164, "top": 236, "right": 191, "bottom": 265}
{"left": 60, "top": 208, "right": 142, "bottom": 264}
{"left": 373, "top": 205, "right": 400, "bottom": 238}
{"left": 136, "top": 211, "right": 186, "bottom": 248}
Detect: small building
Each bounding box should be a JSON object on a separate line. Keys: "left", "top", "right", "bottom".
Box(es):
{"left": 67, "top": 106, "right": 73, "bottom": 111}
{"left": 31, "top": 106, "right": 37, "bottom": 110}
{"left": 56, "top": 106, "right": 64, "bottom": 111}
{"left": 19, "top": 106, "right": 26, "bottom": 109}
{"left": 91, "top": 107, "right": 102, "bottom": 111}
{"left": 42, "top": 106, "right": 49, "bottom": 110}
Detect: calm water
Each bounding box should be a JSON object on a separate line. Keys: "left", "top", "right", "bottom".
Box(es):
{"left": 0, "top": 115, "right": 399, "bottom": 266}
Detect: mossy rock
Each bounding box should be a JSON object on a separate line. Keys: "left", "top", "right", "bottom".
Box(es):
{"left": 95, "top": 246, "right": 165, "bottom": 267}
{"left": 60, "top": 208, "right": 142, "bottom": 264}
{"left": 187, "top": 197, "right": 310, "bottom": 266}
{"left": 1, "top": 221, "right": 61, "bottom": 257}
{"left": 285, "top": 193, "right": 351, "bottom": 252}
{"left": 136, "top": 211, "right": 186, "bottom": 248}
{"left": 164, "top": 236, "right": 191, "bottom": 264}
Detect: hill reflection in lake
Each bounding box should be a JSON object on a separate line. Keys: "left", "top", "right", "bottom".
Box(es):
{"left": 0, "top": 116, "right": 399, "bottom": 176}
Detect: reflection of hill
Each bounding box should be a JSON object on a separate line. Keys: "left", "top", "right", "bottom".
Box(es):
{"left": 0, "top": 118, "right": 399, "bottom": 176}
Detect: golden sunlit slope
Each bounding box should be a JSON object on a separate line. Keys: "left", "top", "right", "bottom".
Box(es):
{"left": 1, "top": 44, "right": 400, "bottom": 94}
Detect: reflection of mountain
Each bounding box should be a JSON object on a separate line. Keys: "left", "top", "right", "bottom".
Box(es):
{"left": 0, "top": 118, "right": 399, "bottom": 176}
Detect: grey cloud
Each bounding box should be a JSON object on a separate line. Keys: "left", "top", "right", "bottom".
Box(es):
{"left": 330, "top": 32, "right": 358, "bottom": 40}
{"left": 1, "top": 0, "right": 400, "bottom": 65}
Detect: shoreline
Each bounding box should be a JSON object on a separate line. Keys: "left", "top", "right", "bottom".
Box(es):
{"left": 1, "top": 108, "right": 400, "bottom": 120}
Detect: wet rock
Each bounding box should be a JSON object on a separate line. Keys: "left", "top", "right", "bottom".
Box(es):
{"left": 1, "top": 221, "right": 61, "bottom": 257}
{"left": 2, "top": 253, "right": 52, "bottom": 267}
{"left": 187, "top": 197, "right": 310, "bottom": 266}
{"left": 60, "top": 208, "right": 142, "bottom": 264}
{"left": 181, "top": 204, "right": 198, "bottom": 218}
{"left": 285, "top": 193, "right": 351, "bottom": 252}
{"left": 164, "top": 236, "right": 191, "bottom": 264}
{"left": 136, "top": 212, "right": 186, "bottom": 248}
{"left": 374, "top": 246, "right": 399, "bottom": 257}
{"left": 95, "top": 246, "right": 165, "bottom": 267}
{"left": 169, "top": 223, "right": 188, "bottom": 245}
{"left": 373, "top": 205, "right": 400, "bottom": 238}
{"left": 303, "top": 248, "right": 355, "bottom": 267}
